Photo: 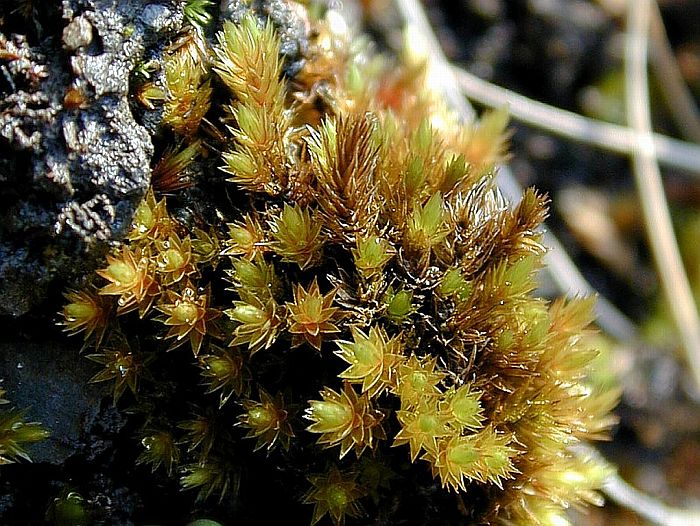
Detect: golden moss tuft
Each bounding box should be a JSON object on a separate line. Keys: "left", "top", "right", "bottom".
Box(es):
{"left": 58, "top": 5, "right": 618, "bottom": 525}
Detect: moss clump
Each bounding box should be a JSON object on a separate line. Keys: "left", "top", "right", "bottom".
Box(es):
{"left": 60, "top": 3, "right": 617, "bottom": 525}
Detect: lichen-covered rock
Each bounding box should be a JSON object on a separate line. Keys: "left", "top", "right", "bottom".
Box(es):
{"left": 0, "top": 1, "right": 188, "bottom": 316}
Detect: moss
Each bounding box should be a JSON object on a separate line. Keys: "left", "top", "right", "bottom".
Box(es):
{"left": 0, "top": 386, "right": 49, "bottom": 465}
{"left": 58, "top": 4, "right": 617, "bottom": 525}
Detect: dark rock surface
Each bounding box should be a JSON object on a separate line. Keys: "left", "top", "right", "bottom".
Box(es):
{"left": 0, "top": 339, "right": 105, "bottom": 464}
{"left": 0, "top": 1, "right": 191, "bottom": 316}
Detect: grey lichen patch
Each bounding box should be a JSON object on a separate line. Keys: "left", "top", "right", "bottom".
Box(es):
{"left": 141, "top": 3, "right": 180, "bottom": 33}
{"left": 0, "top": 1, "right": 186, "bottom": 316}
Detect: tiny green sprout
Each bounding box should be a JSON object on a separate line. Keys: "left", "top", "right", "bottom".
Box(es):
{"left": 213, "top": 17, "right": 285, "bottom": 110}
{"left": 191, "top": 227, "right": 221, "bottom": 268}
{"left": 183, "top": 0, "right": 215, "bottom": 30}
{"left": 221, "top": 148, "right": 275, "bottom": 193}
{"left": 180, "top": 458, "right": 237, "bottom": 503}
{"left": 132, "top": 58, "right": 160, "bottom": 80}
{"left": 127, "top": 188, "right": 173, "bottom": 244}
{"left": 393, "top": 354, "right": 446, "bottom": 409}
{"left": 225, "top": 294, "right": 282, "bottom": 355}
{"left": 382, "top": 286, "right": 414, "bottom": 324}
{"left": 306, "top": 392, "right": 353, "bottom": 436}
{"left": 404, "top": 156, "right": 425, "bottom": 199}
{"left": 155, "top": 284, "right": 220, "bottom": 357}
{"left": 60, "top": 288, "right": 112, "bottom": 347}
{"left": 237, "top": 389, "right": 294, "bottom": 452}
{"left": 438, "top": 268, "right": 471, "bottom": 300}
{"left": 231, "top": 103, "right": 276, "bottom": 151}
{"left": 161, "top": 32, "right": 212, "bottom": 137}
{"left": 137, "top": 430, "right": 180, "bottom": 476}
{"left": 46, "top": 489, "right": 89, "bottom": 526}
{"left": 475, "top": 428, "right": 519, "bottom": 488}
{"left": 222, "top": 214, "right": 266, "bottom": 260}
{"left": 0, "top": 407, "right": 50, "bottom": 464}
{"left": 435, "top": 434, "right": 481, "bottom": 491}
{"left": 440, "top": 154, "right": 470, "bottom": 194}
{"left": 154, "top": 233, "right": 196, "bottom": 286}
{"left": 405, "top": 192, "right": 449, "bottom": 253}
{"left": 393, "top": 399, "right": 451, "bottom": 461}
{"left": 501, "top": 255, "right": 538, "bottom": 298}
{"left": 306, "top": 382, "right": 385, "bottom": 459}
{"left": 97, "top": 246, "right": 159, "bottom": 317}
{"left": 269, "top": 204, "right": 324, "bottom": 269}
{"left": 136, "top": 83, "right": 167, "bottom": 110}
{"left": 286, "top": 280, "right": 340, "bottom": 350}
{"left": 199, "top": 346, "right": 246, "bottom": 408}
{"left": 335, "top": 325, "right": 403, "bottom": 397}
{"left": 86, "top": 343, "right": 147, "bottom": 402}
{"left": 443, "top": 384, "right": 484, "bottom": 432}
{"left": 178, "top": 413, "right": 218, "bottom": 458}
{"left": 122, "top": 23, "right": 136, "bottom": 39}
{"left": 352, "top": 236, "right": 394, "bottom": 279}
{"left": 226, "top": 256, "right": 281, "bottom": 301}
{"left": 357, "top": 456, "right": 396, "bottom": 505}
{"left": 414, "top": 119, "right": 434, "bottom": 153}
{"left": 304, "top": 465, "right": 365, "bottom": 526}
{"left": 403, "top": 120, "right": 438, "bottom": 198}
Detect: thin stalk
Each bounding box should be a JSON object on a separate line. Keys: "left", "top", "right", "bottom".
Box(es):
{"left": 649, "top": 0, "right": 700, "bottom": 143}
{"left": 453, "top": 66, "right": 700, "bottom": 175}
{"left": 625, "top": 0, "right": 700, "bottom": 392}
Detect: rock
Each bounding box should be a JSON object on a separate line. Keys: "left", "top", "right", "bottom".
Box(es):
{"left": 0, "top": 0, "right": 188, "bottom": 316}
{"left": 0, "top": 340, "right": 105, "bottom": 464}
{"left": 62, "top": 15, "right": 93, "bottom": 51}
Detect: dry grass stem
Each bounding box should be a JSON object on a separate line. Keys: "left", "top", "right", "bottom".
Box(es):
{"left": 453, "top": 67, "right": 700, "bottom": 175}
{"left": 625, "top": 0, "right": 700, "bottom": 393}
